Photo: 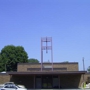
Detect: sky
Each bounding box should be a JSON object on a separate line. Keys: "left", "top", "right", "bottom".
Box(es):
{"left": 0, "top": 0, "right": 90, "bottom": 70}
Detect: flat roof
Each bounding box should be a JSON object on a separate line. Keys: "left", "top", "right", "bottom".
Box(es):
{"left": 18, "top": 62, "right": 78, "bottom": 65}
{"left": 8, "top": 71, "right": 86, "bottom": 75}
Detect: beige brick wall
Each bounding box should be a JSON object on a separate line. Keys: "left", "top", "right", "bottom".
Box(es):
{"left": 78, "top": 73, "right": 90, "bottom": 88}
{"left": 17, "top": 64, "right": 41, "bottom": 72}
{"left": 84, "top": 74, "right": 90, "bottom": 83}
{"left": 53, "top": 64, "right": 78, "bottom": 71}
{"left": 17, "top": 63, "right": 78, "bottom": 72}
{"left": 0, "top": 74, "right": 10, "bottom": 84}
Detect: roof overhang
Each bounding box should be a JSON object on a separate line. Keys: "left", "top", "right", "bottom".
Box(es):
{"left": 8, "top": 71, "right": 87, "bottom": 75}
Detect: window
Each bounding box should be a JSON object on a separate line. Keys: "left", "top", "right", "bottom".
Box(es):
{"left": 4, "top": 85, "right": 17, "bottom": 89}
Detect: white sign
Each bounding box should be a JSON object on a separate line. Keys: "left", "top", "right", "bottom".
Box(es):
{"left": 43, "top": 65, "right": 52, "bottom": 68}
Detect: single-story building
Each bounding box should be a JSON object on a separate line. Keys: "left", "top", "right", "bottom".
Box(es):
{"left": 0, "top": 62, "right": 89, "bottom": 89}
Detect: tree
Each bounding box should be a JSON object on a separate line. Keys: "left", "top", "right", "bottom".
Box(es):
{"left": 0, "top": 45, "right": 28, "bottom": 71}
{"left": 62, "top": 61, "right": 69, "bottom": 63}
{"left": 87, "top": 66, "right": 90, "bottom": 72}
{"left": 28, "top": 58, "right": 39, "bottom": 63}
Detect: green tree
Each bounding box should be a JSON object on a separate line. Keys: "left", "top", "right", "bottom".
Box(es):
{"left": 28, "top": 58, "right": 39, "bottom": 63}
{"left": 87, "top": 66, "right": 90, "bottom": 72}
{"left": 0, "top": 45, "right": 28, "bottom": 71}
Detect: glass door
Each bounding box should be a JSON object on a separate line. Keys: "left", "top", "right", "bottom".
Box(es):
{"left": 42, "top": 75, "right": 52, "bottom": 89}
{"left": 35, "top": 76, "right": 42, "bottom": 89}
{"left": 53, "top": 76, "right": 59, "bottom": 88}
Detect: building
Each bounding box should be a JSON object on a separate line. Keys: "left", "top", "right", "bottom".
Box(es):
{"left": 0, "top": 62, "right": 89, "bottom": 89}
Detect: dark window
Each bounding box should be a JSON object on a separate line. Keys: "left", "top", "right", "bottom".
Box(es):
{"left": 27, "top": 68, "right": 67, "bottom": 71}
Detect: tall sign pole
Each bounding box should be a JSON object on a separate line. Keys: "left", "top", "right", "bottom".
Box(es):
{"left": 41, "top": 37, "right": 53, "bottom": 71}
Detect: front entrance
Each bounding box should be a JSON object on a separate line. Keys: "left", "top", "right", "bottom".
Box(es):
{"left": 35, "top": 75, "right": 59, "bottom": 89}
{"left": 42, "top": 76, "right": 52, "bottom": 89}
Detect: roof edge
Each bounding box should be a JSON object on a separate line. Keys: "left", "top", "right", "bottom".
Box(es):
{"left": 18, "top": 62, "right": 78, "bottom": 65}
{"left": 8, "top": 71, "right": 87, "bottom": 75}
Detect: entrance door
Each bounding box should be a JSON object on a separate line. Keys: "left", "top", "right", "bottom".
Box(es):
{"left": 42, "top": 75, "right": 52, "bottom": 89}
{"left": 35, "top": 76, "right": 42, "bottom": 89}
{"left": 35, "top": 75, "right": 59, "bottom": 89}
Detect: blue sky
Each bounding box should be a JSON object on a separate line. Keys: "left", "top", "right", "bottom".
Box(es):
{"left": 0, "top": 0, "right": 90, "bottom": 70}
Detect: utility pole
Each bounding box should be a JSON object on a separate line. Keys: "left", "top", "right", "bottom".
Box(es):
{"left": 82, "top": 57, "right": 85, "bottom": 87}
{"left": 82, "top": 57, "right": 85, "bottom": 71}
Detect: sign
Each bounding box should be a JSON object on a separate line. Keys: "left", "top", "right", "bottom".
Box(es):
{"left": 43, "top": 65, "right": 52, "bottom": 68}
